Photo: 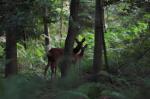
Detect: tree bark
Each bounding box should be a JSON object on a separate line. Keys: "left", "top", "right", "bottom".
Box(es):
{"left": 60, "top": 0, "right": 80, "bottom": 77}
{"left": 102, "top": 32, "right": 109, "bottom": 71}
{"left": 101, "top": 9, "right": 109, "bottom": 72}
{"left": 93, "top": 0, "right": 104, "bottom": 81}
{"left": 59, "top": 0, "right": 64, "bottom": 46}
{"left": 23, "top": 29, "right": 27, "bottom": 49}
{"left": 5, "top": 28, "right": 18, "bottom": 78}
{"left": 43, "top": 7, "right": 50, "bottom": 52}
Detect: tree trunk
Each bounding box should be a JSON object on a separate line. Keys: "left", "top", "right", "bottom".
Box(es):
{"left": 102, "top": 31, "right": 109, "bottom": 71}
{"left": 93, "top": 0, "right": 104, "bottom": 81}
{"left": 60, "top": 0, "right": 80, "bottom": 77}
{"left": 43, "top": 7, "right": 50, "bottom": 52}
{"left": 59, "top": 0, "right": 64, "bottom": 46}
{"left": 101, "top": 9, "right": 109, "bottom": 71}
{"left": 5, "top": 28, "right": 18, "bottom": 78}
{"left": 23, "top": 30, "right": 27, "bottom": 49}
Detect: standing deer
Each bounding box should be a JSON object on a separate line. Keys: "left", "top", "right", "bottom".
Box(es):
{"left": 44, "top": 38, "right": 86, "bottom": 78}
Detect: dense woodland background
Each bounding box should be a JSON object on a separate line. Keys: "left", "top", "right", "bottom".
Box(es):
{"left": 0, "top": 0, "right": 150, "bottom": 99}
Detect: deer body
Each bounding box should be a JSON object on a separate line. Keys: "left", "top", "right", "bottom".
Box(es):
{"left": 44, "top": 38, "right": 86, "bottom": 78}
{"left": 47, "top": 48, "right": 63, "bottom": 75}
{"left": 74, "top": 44, "right": 87, "bottom": 63}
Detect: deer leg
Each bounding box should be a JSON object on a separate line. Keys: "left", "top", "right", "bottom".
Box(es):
{"left": 54, "top": 63, "right": 57, "bottom": 78}
{"left": 51, "top": 62, "right": 56, "bottom": 79}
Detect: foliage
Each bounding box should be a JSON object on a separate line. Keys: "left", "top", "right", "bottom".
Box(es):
{"left": 0, "top": 43, "right": 5, "bottom": 75}
{"left": 0, "top": 45, "right": 4, "bottom": 57}
{"left": 53, "top": 91, "right": 89, "bottom": 99}
{"left": 17, "top": 39, "right": 46, "bottom": 75}
{"left": 77, "top": 83, "right": 105, "bottom": 99}
{"left": 0, "top": 78, "right": 4, "bottom": 96}
{"left": 0, "top": 0, "right": 150, "bottom": 99}
{"left": 0, "top": 74, "right": 46, "bottom": 99}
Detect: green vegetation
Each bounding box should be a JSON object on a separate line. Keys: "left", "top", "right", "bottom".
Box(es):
{"left": 0, "top": 0, "right": 150, "bottom": 99}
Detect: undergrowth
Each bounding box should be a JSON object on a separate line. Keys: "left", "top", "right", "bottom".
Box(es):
{"left": 0, "top": 32, "right": 150, "bottom": 99}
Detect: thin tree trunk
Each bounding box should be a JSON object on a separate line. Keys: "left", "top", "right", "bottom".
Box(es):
{"left": 102, "top": 6, "right": 113, "bottom": 83}
{"left": 43, "top": 7, "right": 50, "bottom": 52}
{"left": 59, "top": 0, "right": 63, "bottom": 46}
{"left": 60, "top": 0, "right": 80, "bottom": 77}
{"left": 93, "top": 0, "right": 104, "bottom": 81}
{"left": 102, "top": 32, "right": 109, "bottom": 70}
{"left": 5, "top": 28, "right": 17, "bottom": 78}
{"left": 101, "top": 8, "right": 109, "bottom": 71}
{"left": 23, "top": 30, "right": 27, "bottom": 49}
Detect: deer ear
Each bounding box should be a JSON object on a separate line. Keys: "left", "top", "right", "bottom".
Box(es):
{"left": 81, "top": 38, "right": 85, "bottom": 42}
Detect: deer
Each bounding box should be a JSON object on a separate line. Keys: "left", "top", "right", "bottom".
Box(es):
{"left": 44, "top": 38, "right": 86, "bottom": 78}
{"left": 74, "top": 44, "right": 87, "bottom": 63}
